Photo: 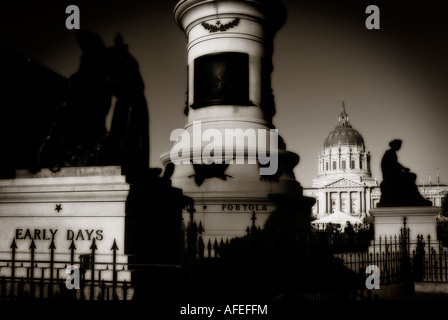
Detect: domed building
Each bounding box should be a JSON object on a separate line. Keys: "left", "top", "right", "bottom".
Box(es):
{"left": 304, "top": 102, "right": 380, "bottom": 219}
{"left": 304, "top": 101, "right": 448, "bottom": 222}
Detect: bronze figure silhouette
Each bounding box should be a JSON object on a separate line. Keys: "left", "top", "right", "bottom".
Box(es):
{"left": 30, "top": 31, "right": 149, "bottom": 175}
{"left": 378, "top": 139, "right": 431, "bottom": 207}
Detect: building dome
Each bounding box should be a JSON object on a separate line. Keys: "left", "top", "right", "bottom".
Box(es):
{"left": 324, "top": 126, "right": 364, "bottom": 147}
{"left": 309, "top": 101, "right": 378, "bottom": 217}
{"left": 323, "top": 102, "right": 364, "bottom": 148}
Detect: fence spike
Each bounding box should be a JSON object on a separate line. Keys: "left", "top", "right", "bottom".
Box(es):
{"left": 111, "top": 239, "right": 119, "bottom": 251}
{"left": 69, "top": 239, "right": 76, "bottom": 250}
{"left": 49, "top": 238, "right": 56, "bottom": 250}
{"left": 29, "top": 239, "right": 36, "bottom": 250}
{"left": 90, "top": 238, "right": 98, "bottom": 250}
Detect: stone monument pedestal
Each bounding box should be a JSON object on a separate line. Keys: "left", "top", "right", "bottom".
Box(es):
{"left": 370, "top": 206, "right": 440, "bottom": 243}
{"left": 0, "top": 166, "right": 131, "bottom": 281}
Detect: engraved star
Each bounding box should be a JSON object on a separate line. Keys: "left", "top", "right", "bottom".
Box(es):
{"left": 55, "top": 204, "right": 62, "bottom": 212}
{"left": 216, "top": 20, "right": 221, "bottom": 25}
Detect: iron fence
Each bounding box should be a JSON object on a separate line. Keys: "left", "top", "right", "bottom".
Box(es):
{"left": 2, "top": 214, "right": 448, "bottom": 301}
{"left": 0, "top": 238, "right": 133, "bottom": 300}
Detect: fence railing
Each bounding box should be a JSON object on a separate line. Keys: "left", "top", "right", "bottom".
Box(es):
{"left": 182, "top": 215, "right": 448, "bottom": 294}
{"left": 2, "top": 214, "right": 448, "bottom": 301}
{"left": 0, "top": 238, "right": 133, "bottom": 300}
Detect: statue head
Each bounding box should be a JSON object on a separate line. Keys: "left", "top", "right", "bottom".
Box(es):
{"left": 102, "top": 33, "right": 144, "bottom": 98}
{"left": 389, "top": 139, "right": 402, "bottom": 150}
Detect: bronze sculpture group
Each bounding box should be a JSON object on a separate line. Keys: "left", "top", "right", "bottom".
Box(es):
{"left": 30, "top": 31, "right": 149, "bottom": 176}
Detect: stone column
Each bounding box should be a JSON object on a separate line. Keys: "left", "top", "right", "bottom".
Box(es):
{"left": 325, "top": 192, "right": 328, "bottom": 213}
{"left": 359, "top": 191, "right": 363, "bottom": 214}
{"left": 349, "top": 192, "right": 353, "bottom": 213}
{"left": 339, "top": 192, "right": 342, "bottom": 212}
{"left": 165, "top": 0, "right": 315, "bottom": 242}
{"left": 363, "top": 190, "right": 367, "bottom": 214}
{"left": 365, "top": 188, "right": 371, "bottom": 213}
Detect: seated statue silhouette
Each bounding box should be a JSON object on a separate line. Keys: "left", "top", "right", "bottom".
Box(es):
{"left": 30, "top": 31, "right": 149, "bottom": 176}
{"left": 377, "top": 139, "right": 431, "bottom": 207}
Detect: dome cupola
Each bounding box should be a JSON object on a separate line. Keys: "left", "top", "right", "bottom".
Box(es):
{"left": 324, "top": 101, "right": 364, "bottom": 148}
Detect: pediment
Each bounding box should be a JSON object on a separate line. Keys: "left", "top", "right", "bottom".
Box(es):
{"left": 324, "top": 178, "right": 364, "bottom": 189}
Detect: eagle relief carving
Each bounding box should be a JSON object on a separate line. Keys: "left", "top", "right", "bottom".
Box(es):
{"left": 189, "top": 161, "right": 233, "bottom": 186}
{"left": 201, "top": 18, "right": 240, "bottom": 33}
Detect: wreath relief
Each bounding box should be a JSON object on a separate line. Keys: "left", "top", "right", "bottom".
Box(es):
{"left": 201, "top": 18, "right": 240, "bottom": 33}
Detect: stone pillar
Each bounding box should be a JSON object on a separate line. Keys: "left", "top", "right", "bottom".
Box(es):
{"left": 359, "top": 191, "right": 363, "bottom": 214}
{"left": 164, "top": 0, "right": 314, "bottom": 241}
{"left": 365, "top": 188, "right": 371, "bottom": 213}
{"left": 339, "top": 191, "right": 342, "bottom": 212}
{"left": 363, "top": 190, "right": 367, "bottom": 214}
{"left": 349, "top": 192, "right": 353, "bottom": 214}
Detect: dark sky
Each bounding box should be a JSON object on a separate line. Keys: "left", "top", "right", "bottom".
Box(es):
{"left": 2, "top": 0, "right": 447, "bottom": 187}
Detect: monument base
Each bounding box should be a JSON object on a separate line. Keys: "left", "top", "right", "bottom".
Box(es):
{"left": 370, "top": 206, "right": 440, "bottom": 246}
{"left": 0, "top": 166, "right": 131, "bottom": 281}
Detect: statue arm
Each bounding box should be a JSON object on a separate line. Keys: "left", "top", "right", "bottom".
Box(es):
{"left": 382, "top": 149, "right": 410, "bottom": 177}
{"left": 394, "top": 153, "right": 409, "bottom": 172}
